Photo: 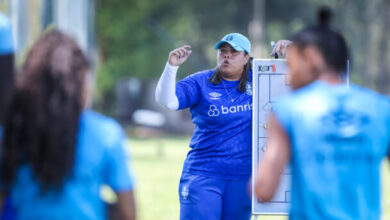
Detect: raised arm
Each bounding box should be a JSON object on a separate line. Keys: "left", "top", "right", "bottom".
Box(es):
{"left": 155, "top": 45, "right": 192, "bottom": 110}
{"left": 255, "top": 113, "right": 291, "bottom": 201}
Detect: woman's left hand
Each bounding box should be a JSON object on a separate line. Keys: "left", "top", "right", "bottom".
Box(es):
{"left": 271, "top": 40, "right": 292, "bottom": 58}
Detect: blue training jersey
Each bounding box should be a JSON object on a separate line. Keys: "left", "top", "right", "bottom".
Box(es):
{"left": 8, "top": 110, "right": 134, "bottom": 220}
{"left": 176, "top": 69, "right": 253, "bottom": 180}
{"left": 274, "top": 81, "right": 390, "bottom": 220}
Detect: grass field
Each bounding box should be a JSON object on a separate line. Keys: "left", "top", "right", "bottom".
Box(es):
{"left": 128, "top": 137, "right": 390, "bottom": 220}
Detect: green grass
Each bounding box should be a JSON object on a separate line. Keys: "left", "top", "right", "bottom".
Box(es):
{"left": 128, "top": 137, "right": 390, "bottom": 220}
{"left": 130, "top": 137, "right": 188, "bottom": 220}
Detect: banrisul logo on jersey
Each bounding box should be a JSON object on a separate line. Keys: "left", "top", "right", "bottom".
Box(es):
{"left": 258, "top": 64, "right": 276, "bottom": 72}
{"left": 208, "top": 103, "right": 252, "bottom": 117}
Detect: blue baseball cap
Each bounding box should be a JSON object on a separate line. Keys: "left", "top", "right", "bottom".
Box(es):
{"left": 214, "top": 33, "right": 251, "bottom": 54}
{"left": 0, "top": 13, "right": 14, "bottom": 55}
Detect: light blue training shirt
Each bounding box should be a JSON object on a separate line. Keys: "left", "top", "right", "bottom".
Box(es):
{"left": 8, "top": 110, "right": 134, "bottom": 220}
{"left": 274, "top": 80, "right": 390, "bottom": 220}
{"left": 176, "top": 69, "right": 253, "bottom": 180}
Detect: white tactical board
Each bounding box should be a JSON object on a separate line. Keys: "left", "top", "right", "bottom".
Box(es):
{"left": 252, "top": 59, "right": 291, "bottom": 215}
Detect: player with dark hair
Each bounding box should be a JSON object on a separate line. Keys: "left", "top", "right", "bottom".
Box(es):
{"left": 256, "top": 6, "right": 390, "bottom": 219}
{"left": 0, "top": 30, "right": 136, "bottom": 220}
{"left": 156, "top": 33, "right": 289, "bottom": 219}
{"left": 156, "top": 33, "right": 253, "bottom": 220}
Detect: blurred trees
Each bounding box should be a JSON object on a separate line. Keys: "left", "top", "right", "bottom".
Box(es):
{"left": 96, "top": 0, "right": 390, "bottom": 112}
{"left": 96, "top": 0, "right": 253, "bottom": 111}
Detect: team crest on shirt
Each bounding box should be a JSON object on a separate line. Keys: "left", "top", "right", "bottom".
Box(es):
{"left": 181, "top": 185, "right": 189, "bottom": 200}
{"left": 322, "top": 107, "right": 369, "bottom": 138}
{"left": 209, "top": 92, "right": 222, "bottom": 100}
{"left": 321, "top": 96, "right": 370, "bottom": 147}
{"left": 246, "top": 82, "right": 253, "bottom": 96}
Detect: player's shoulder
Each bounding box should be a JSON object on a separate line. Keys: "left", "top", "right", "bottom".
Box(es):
{"left": 350, "top": 83, "right": 385, "bottom": 97}
{"left": 350, "top": 83, "right": 390, "bottom": 106}
{"left": 82, "top": 110, "right": 120, "bottom": 128}
{"left": 276, "top": 81, "right": 334, "bottom": 110}
{"left": 278, "top": 82, "right": 317, "bottom": 104}
{"left": 183, "top": 69, "right": 215, "bottom": 81}
{"left": 80, "top": 110, "right": 124, "bottom": 146}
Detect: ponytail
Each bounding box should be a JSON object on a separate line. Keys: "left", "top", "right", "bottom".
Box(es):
{"left": 292, "top": 6, "right": 349, "bottom": 75}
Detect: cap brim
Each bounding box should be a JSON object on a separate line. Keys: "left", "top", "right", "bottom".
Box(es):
{"left": 214, "top": 41, "right": 244, "bottom": 52}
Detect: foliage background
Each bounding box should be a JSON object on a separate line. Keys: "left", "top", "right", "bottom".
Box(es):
{"left": 96, "top": 0, "right": 390, "bottom": 112}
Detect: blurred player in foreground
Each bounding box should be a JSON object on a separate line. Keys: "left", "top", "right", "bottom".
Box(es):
{"left": 0, "top": 30, "right": 136, "bottom": 220}
{"left": 256, "top": 6, "right": 390, "bottom": 220}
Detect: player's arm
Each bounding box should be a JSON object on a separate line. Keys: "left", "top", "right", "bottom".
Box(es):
{"left": 255, "top": 113, "right": 291, "bottom": 201}
{"left": 116, "top": 190, "right": 136, "bottom": 220}
{"left": 155, "top": 45, "right": 192, "bottom": 110}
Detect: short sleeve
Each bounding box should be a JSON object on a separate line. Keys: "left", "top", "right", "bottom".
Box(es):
{"left": 176, "top": 74, "right": 201, "bottom": 109}
{"left": 104, "top": 129, "right": 135, "bottom": 192}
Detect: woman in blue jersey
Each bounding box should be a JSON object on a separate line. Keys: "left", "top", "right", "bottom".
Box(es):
{"left": 0, "top": 30, "right": 136, "bottom": 220}
{"left": 256, "top": 7, "right": 390, "bottom": 220}
{"left": 156, "top": 33, "right": 289, "bottom": 219}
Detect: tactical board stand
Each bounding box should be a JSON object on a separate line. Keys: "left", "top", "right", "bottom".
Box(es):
{"left": 252, "top": 59, "right": 291, "bottom": 218}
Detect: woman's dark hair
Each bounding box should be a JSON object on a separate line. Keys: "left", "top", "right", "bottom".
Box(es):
{"left": 0, "top": 30, "right": 89, "bottom": 192}
{"left": 292, "top": 6, "right": 349, "bottom": 75}
{"left": 209, "top": 52, "right": 252, "bottom": 92}
{"left": 0, "top": 54, "right": 14, "bottom": 124}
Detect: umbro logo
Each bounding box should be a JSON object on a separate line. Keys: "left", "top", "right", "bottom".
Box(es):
{"left": 209, "top": 92, "right": 222, "bottom": 100}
